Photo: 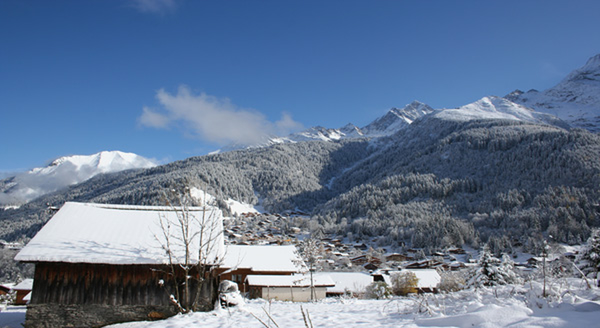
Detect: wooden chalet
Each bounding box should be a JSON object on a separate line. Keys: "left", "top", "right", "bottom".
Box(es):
{"left": 404, "top": 259, "right": 443, "bottom": 269}
{"left": 15, "top": 202, "right": 225, "bottom": 328}
{"left": 12, "top": 278, "right": 33, "bottom": 305}
{"left": 385, "top": 253, "right": 413, "bottom": 262}
{"left": 218, "top": 245, "right": 300, "bottom": 293}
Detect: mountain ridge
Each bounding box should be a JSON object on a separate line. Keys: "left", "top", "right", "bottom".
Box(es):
{"left": 506, "top": 54, "right": 600, "bottom": 132}
{"left": 0, "top": 151, "right": 157, "bottom": 206}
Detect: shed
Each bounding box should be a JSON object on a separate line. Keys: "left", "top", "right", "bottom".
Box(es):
{"left": 219, "top": 245, "right": 301, "bottom": 293}
{"left": 246, "top": 274, "right": 335, "bottom": 302}
{"left": 15, "top": 202, "right": 225, "bottom": 328}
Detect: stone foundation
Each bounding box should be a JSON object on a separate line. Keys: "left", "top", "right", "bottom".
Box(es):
{"left": 25, "top": 304, "right": 178, "bottom": 328}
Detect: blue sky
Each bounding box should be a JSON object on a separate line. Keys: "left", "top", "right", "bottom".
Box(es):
{"left": 1, "top": 0, "right": 599, "bottom": 174}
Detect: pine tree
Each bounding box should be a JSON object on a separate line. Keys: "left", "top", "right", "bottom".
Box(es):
{"left": 578, "top": 229, "right": 600, "bottom": 286}
{"left": 468, "top": 245, "right": 521, "bottom": 287}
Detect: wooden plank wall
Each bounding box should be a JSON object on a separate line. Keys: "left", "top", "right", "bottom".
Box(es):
{"left": 31, "top": 262, "right": 216, "bottom": 308}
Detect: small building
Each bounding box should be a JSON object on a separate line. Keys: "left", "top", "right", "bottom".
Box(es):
{"left": 374, "top": 269, "right": 441, "bottom": 294}
{"left": 218, "top": 245, "right": 301, "bottom": 293}
{"left": 408, "top": 269, "right": 441, "bottom": 293}
{"left": 12, "top": 278, "right": 33, "bottom": 305}
{"left": 385, "top": 253, "right": 413, "bottom": 262}
{"left": 246, "top": 274, "right": 335, "bottom": 302}
{"left": 404, "top": 259, "right": 443, "bottom": 269}
{"left": 15, "top": 202, "right": 225, "bottom": 328}
{"left": 0, "top": 282, "right": 14, "bottom": 298}
{"left": 315, "top": 272, "right": 373, "bottom": 297}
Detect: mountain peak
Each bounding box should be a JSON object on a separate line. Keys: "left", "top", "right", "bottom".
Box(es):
{"left": 582, "top": 53, "right": 600, "bottom": 70}
{"left": 1, "top": 151, "right": 157, "bottom": 206}
{"left": 507, "top": 54, "right": 600, "bottom": 132}
{"left": 361, "top": 101, "right": 434, "bottom": 137}
{"left": 434, "top": 96, "right": 566, "bottom": 128}
{"left": 563, "top": 53, "right": 600, "bottom": 84}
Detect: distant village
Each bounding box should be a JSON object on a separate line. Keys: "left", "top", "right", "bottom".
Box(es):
{"left": 0, "top": 204, "right": 582, "bottom": 328}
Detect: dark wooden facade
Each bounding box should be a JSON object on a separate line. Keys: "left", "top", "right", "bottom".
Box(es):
{"left": 26, "top": 262, "right": 218, "bottom": 328}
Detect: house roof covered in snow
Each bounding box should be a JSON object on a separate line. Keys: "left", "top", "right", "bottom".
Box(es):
{"left": 15, "top": 202, "right": 225, "bottom": 265}
{"left": 314, "top": 272, "right": 373, "bottom": 294}
{"left": 377, "top": 269, "right": 441, "bottom": 289}
{"left": 12, "top": 278, "right": 33, "bottom": 291}
{"left": 407, "top": 269, "right": 441, "bottom": 289}
{"left": 222, "top": 245, "right": 301, "bottom": 273}
{"left": 246, "top": 274, "right": 335, "bottom": 288}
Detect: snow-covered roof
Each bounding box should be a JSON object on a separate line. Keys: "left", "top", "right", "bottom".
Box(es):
{"left": 315, "top": 272, "right": 373, "bottom": 294}
{"left": 12, "top": 278, "right": 33, "bottom": 291}
{"left": 406, "top": 269, "right": 440, "bottom": 289}
{"left": 377, "top": 269, "right": 440, "bottom": 289}
{"left": 222, "top": 245, "right": 301, "bottom": 273}
{"left": 246, "top": 274, "right": 335, "bottom": 288}
{"left": 15, "top": 202, "right": 224, "bottom": 265}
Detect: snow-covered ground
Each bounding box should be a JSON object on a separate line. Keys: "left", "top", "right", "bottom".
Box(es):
{"left": 0, "top": 305, "right": 26, "bottom": 328}
{"left": 2, "top": 280, "right": 599, "bottom": 328}
{"left": 104, "top": 279, "right": 599, "bottom": 328}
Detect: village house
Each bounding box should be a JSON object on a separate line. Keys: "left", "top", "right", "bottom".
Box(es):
{"left": 15, "top": 202, "right": 226, "bottom": 328}
{"left": 0, "top": 282, "right": 13, "bottom": 298}
{"left": 218, "top": 245, "right": 300, "bottom": 293}
{"left": 385, "top": 253, "right": 413, "bottom": 262}
{"left": 404, "top": 259, "right": 443, "bottom": 269}
{"left": 315, "top": 272, "right": 374, "bottom": 297}
{"left": 373, "top": 269, "right": 441, "bottom": 294}
{"left": 246, "top": 274, "right": 335, "bottom": 302}
{"left": 12, "top": 278, "right": 33, "bottom": 305}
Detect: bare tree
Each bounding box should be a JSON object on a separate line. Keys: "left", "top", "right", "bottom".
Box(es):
{"left": 295, "top": 238, "right": 322, "bottom": 301}
{"left": 156, "top": 187, "right": 225, "bottom": 312}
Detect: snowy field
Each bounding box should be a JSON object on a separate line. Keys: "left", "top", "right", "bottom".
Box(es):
{"left": 2, "top": 280, "right": 599, "bottom": 328}
{"left": 107, "top": 280, "right": 599, "bottom": 328}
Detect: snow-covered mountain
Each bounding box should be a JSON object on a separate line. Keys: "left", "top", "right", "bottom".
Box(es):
{"left": 216, "top": 101, "right": 436, "bottom": 154}
{"left": 506, "top": 54, "right": 600, "bottom": 132}
{"left": 0, "top": 151, "right": 157, "bottom": 206}
{"left": 434, "top": 96, "right": 568, "bottom": 128}
{"left": 361, "top": 101, "right": 434, "bottom": 136}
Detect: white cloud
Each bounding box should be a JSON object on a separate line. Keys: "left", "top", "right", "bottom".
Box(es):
{"left": 139, "top": 86, "right": 304, "bottom": 146}
{"left": 139, "top": 106, "right": 170, "bottom": 128}
{"left": 129, "top": 0, "right": 178, "bottom": 14}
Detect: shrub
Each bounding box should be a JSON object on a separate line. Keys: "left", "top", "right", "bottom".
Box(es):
{"left": 364, "top": 281, "right": 392, "bottom": 299}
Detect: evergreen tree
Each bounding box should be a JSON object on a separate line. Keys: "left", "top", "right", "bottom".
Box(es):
{"left": 578, "top": 229, "right": 600, "bottom": 286}
{"left": 468, "top": 245, "right": 521, "bottom": 287}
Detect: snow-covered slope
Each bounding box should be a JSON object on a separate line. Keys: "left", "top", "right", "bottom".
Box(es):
{"left": 361, "top": 101, "right": 434, "bottom": 137}
{"left": 216, "top": 101, "right": 434, "bottom": 153}
{"left": 506, "top": 54, "right": 600, "bottom": 132}
{"left": 0, "top": 151, "right": 157, "bottom": 206}
{"left": 434, "top": 96, "right": 568, "bottom": 128}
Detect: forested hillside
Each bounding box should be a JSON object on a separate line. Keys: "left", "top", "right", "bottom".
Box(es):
{"left": 316, "top": 118, "right": 600, "bottom": 254}
{"left": 2, "top": 115, "right": 599, "bottom": 262}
